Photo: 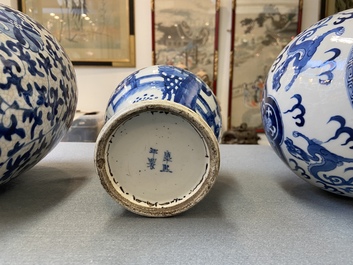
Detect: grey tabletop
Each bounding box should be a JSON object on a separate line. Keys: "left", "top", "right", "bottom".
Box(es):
{"left": 1, "top": 143, "right": 353, "bottom": 265}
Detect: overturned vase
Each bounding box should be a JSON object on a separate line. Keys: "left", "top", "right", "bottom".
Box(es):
{"left": 95, "top": 65, "right": 222, "bottom": 217}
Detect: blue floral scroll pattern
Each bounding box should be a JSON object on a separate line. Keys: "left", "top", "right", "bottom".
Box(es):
{"left": 270, "top": 16, "right": 345, "bottom": 92}
{"left": 0, "top": 6, "right": 77, "bottom": 184}
{"left": 284, "top": 117, "right": 353, "bottom": 195}
{"left": 107, "top": 65, "right": 221, "bottom": 140}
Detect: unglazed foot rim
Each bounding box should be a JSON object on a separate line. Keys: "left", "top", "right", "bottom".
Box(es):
{"left": 95, "top": 101, "right": 220, "bottom": 217}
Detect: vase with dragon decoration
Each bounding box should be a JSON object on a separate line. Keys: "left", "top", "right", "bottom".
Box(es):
{"left": 0, "top": 4, "right": 77, "bottom": 185}
{"left": 262, "top": 9, "right": 353, "bottom": 197}
{"left": 95, "top": 65, "right": 221, "bottom": 217}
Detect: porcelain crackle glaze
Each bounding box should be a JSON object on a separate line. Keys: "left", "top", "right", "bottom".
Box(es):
{"left": 262, "top": 9, "right": 353, "bottom": 197}
{"left": 95, "top": 65, "right": 221, "bottom": 216}
{"left": 0, "top": 5, "right": 77, "bottom": 184}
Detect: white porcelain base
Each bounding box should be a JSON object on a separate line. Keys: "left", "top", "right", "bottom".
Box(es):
{"left": 95, "top": 101, "right": 220, "bottom": 217}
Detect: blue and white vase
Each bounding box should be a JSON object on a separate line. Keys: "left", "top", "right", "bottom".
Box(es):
{"left": 0, "top": 5, "right": 77, "bottom": 184}
{"left": 95, "top": 65, "right": 221, "bottom": 216}
{"left": 262, "top": 9, "right": 353, "bottom": 197}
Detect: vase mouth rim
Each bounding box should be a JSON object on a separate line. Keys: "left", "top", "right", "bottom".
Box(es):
{"left": 94, "top": 100, "right": 220, "bottom": 217}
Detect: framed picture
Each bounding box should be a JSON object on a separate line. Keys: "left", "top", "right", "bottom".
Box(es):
{"left": 151, "top": 0, "right": 220, "bottom": 94}
{"left": 228, "top": 0, "right": 303, "bottom": 130}
{"left": 18, "top": 0, "right": 136, "bottom": 67}
{"left": 321, "top": 0, "right": 353, "bottom": 18}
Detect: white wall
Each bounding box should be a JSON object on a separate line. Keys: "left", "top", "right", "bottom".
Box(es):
{"left": 2, "top": 0, "right": 321, "bottom": 129}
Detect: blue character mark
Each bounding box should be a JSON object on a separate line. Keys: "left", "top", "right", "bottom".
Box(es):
{"left": 160, "top": 150, "right": 172, "bottom": 173}
{"left": 147, "top": 147, "right": 158, "bottom": 170}
{"left": 263, "top": 106, "right": 277, "bottom": 138}
{"left": 261, "top": 94, "right": 286, "bottom": 163}
{"left": 271, "top": 17, "right": 344, "bottom": 92}
{"left": 284, "top": 131, "right": 353, "bottom": 194}
{"left": 262, "top": 93, "right": 282, "bottom": 142}
{"left": 147, "top": 148, "right": 173, "bottom": 173}
{"left": 283, "top": 94, "right": 306, "bottom": 127}
{"left": 325, "top": 115, "right": 353, "bottom": 149}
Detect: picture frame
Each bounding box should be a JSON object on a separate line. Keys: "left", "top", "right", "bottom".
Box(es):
{"left": 228, "top": 0, "right": 303, "bottom": 130}
{"left": 321, "top": 0, "right": 353, "bottom": 18}
{"left": 151, "top": 0, "right": 220, "bottom": 94}
{"left": 18, "top": 0, "right": 136, "bottom": 67}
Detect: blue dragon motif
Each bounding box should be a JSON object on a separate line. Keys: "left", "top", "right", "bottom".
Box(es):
{"left": 271, "top": 17, "right": 344, "bottom": 92}
{"left": 284, "top": 130, "right": 353, "bottom": 194}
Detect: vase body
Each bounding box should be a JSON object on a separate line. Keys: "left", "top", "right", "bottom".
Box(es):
{"left": 0, "top": 5, "right": 78, "bottom": 184}
{"left": 95, "top": 65, "right": 221, "bottom": 216}
{"left": 262, "top": 10, "right": 353, "bottom": 197}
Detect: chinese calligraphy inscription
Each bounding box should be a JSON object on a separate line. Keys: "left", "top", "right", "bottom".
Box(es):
{"left": 147, "top": 147, "right": 173, "bottom": 173}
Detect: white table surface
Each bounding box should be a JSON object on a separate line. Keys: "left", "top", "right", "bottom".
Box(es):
{"left": 1, "top": 142, "right": 353, "bottom": 265}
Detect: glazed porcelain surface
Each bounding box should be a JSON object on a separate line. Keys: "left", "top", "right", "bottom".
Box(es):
{"left": 95, "top": 65, "right": 221, "bottom": 216}
{"left": 262, "top": 9, "right": 353, "bottom": 197}
{"left": 0, "top": 5, "right": 77, "bottom": 184}
{"left": 105, "top": 65, "right": 222, "bottom": 141}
